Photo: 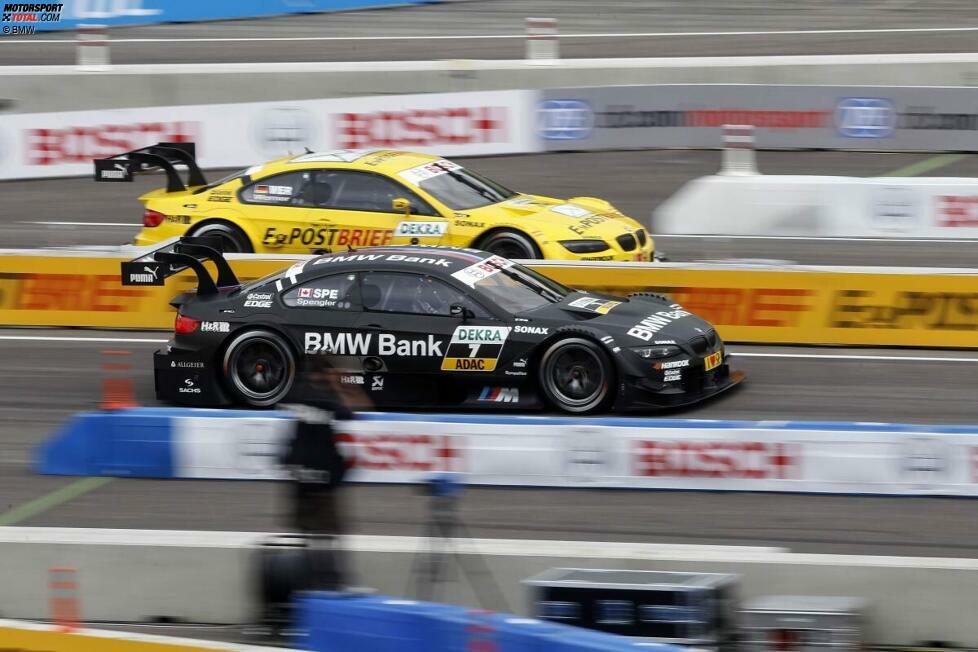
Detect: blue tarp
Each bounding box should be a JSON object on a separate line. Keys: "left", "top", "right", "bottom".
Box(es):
{"left": 31, "top": 1, "right": 436, "bottom": 32}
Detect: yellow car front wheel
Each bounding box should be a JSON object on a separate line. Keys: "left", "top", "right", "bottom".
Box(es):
{"left": 476, "top": 229, "right": 541, "bottom": 260}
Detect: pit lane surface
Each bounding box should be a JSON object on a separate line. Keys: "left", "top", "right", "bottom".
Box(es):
{"left": 3, "top": 0, "right": 978, "bottom": 64}
{"left": 4, "top": 150, "right": 978, "bottom": 266}
{"left": 1, "top": 329, "right": 977, "bottom": 558}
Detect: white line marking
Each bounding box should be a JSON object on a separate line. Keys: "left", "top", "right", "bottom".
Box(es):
{"left": 24, "top": 221, "right": 136, "bottom": 227}
{"left": 0, "top": 335, "right": 974, "bottom": 363}
{"left": 0, "top": 336, "right": 166, "bottom": 343}
{"left": 5, "top": 52, "right": 978, "bottom": 76}
{"left": 656, "top": 234, "right": 978, "bottom": 244}
{"left": 6, "top": 26, "right": 978, "bottom": 44}
{"left": 731, "top": 351, "right": 978, "bottom": 363}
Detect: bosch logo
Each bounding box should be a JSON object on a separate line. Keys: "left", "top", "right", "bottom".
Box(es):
{"left": 537, "top": 99, "right": 593, "bottom": 140}
{"left": 836, "top": 97, "right": 896, "bottom": 139}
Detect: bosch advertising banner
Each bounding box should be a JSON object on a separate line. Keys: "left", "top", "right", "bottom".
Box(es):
{"left": 0, "top": 89, "right": 537, "bottom": 180}
{"left": 538, "top": 85, "right": 978, "bottom": 151}
{"left": 40, "top": 408, "right": 978, "bottom": 496}
{"left": 18, "top": 0, "right": 429, "bottom": 32}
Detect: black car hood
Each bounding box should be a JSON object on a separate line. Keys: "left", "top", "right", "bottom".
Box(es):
{"left": 531, "top": 292, "right": 717, "bottom": 345}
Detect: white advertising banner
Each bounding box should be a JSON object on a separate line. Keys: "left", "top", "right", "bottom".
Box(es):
{"left": 171, "top": 415, "right": 978, "bottom": 496}
{"left": 0, "top": 90, "right": 540, "bottom": 181}
{"left": 655, "top": 175, "right": 978, "bottom": 238}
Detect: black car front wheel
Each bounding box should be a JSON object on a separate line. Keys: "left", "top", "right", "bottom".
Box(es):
{"left": 223, "top": 330, "right": 296, "bottom": 407}
{"left": 538, "top": 337, "right": 615, "bottom": 414}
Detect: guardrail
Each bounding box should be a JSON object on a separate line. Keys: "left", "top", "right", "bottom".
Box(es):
{"left": 3, "top": 527, "right": 978, "bottom": 645}
{"left": 2, "top": 248, "right": 977, "bottom": 347}
{"left": 4, "top": 67, "right": 978, "bottom": 127}
{"left": 37, "top": 408, "right": 978, "bottom": 496}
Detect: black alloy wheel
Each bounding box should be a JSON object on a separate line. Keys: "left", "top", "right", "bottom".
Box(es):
{"left": 478, "top": 230, "right": 540, "bottom": 259}
{"left": 223, "top": 330, "right": 296, "bottom": 407}
{"left": 538, "top": 337, "right": 615, "bottom": 414}
{"left": 191, "top": 222, "right": 253, "bottom": 253}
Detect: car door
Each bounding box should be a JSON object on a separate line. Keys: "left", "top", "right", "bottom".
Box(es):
{"left": 356, "top": 271, "right": 500, "bottom": 406}
{"left": 311, "top": 170, "right": 449, "bottom": 249}
{"left": 238, "top": 170, "right": 333, "bottom": 253}
{"left": 279, "top": 272, "right": 367, "bottom": 387}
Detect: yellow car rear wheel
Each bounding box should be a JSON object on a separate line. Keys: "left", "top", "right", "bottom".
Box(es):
{"left": 190, "top": 221, "right": 253, "bottom": 253}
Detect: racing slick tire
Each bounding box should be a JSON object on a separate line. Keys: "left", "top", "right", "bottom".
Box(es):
{"left": 191, "top": 221, "right": 254, "bottom": 253}
{"left": 222, "top": 329, "right": 296, "bottom": 407}
{"left": 476, "top": 230, "right": 540, "bottom": 260}
{"left": 538, "top": 337, "right": 615, "bottom": 414}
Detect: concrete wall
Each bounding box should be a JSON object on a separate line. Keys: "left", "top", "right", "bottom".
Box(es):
{"left": 2, "top": 528, "right": 977, "bottom": 646}
{"left": 3, "top": 53, "right": 978, "bottom": 113}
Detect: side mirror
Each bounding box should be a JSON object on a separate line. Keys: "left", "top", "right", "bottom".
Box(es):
{"left": 392, "top": 197, "right": 411, "bottom": 218}
{"left": 450, "top": 303, "right": 473, "bottom": 321}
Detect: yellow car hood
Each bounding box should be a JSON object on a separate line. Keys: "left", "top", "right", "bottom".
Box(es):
{"left": 465, "top": 194, "right": 643, "bottom": 239}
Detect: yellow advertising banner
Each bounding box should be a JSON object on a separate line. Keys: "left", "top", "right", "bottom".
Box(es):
{"left": 0, "top": 623, "right": 248, "bottom": 651}
{"left": 1, "top": 253, "right": 976, "bottom": 348}
{"left": 536, "top": 263, "right": 978, "bottom": 348}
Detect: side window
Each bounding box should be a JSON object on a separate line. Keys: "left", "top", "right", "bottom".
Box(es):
{"left": 282, "top": 273, "right": 360, "bottom": 311}
{"left": 361, "top": 272, "right": 490, "bottom": 318}
{"left": 316, "top": 171, "right": 437, "bottom": 215}
{"left": 240, "top": 171, "right": 308, "bottom": 206}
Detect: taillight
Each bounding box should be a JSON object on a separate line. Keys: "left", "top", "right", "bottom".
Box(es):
{"left": 143, "top": 209, "right": 166, "bottom": 227}
{"left": 174, "top": 314, "right": 200, "bottom": 334}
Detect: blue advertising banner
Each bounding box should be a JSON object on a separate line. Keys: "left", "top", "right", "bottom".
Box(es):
{"left": 8, "top": 0, "right": 434, "bottom": 32}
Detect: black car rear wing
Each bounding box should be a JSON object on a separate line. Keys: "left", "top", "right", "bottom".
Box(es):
{"left": 121, "top": 236, "right": 239, "bottom": 297}
{"left": 94, "top": 142, "right": 206, "bottom": 193}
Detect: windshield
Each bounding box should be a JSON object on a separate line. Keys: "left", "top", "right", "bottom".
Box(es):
{"left": 471, "top": 262, "right": 572, "bottom": 314}
{"left": 418, "top": 167, "right": 517, "bottom": 210}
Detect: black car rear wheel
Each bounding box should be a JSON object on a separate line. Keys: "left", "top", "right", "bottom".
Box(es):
{"left": 223, "top": 330, "right": 295, "bottom": 407}
{"left": 538, "top": 337, "right": 614, "bottom": 414}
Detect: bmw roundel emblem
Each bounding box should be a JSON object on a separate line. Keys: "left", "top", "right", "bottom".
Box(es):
{"left": 836, "top": 97, "right": 896, "bottom": 139}
{"left": 537, "top": 99, "right": 594, "bottom": 140}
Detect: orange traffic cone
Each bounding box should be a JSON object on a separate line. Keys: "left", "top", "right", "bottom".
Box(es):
{"left": 49, "top": 567, "right": 80, "bottom": 632}
{"left": 99, "top": 349, "right": 138, "bottom": 410}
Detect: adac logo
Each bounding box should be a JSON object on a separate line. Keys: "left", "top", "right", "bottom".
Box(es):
{"left": 537, "top": 99, "right": 593, "bottom": 140}
{"left": 836, "top": 97, "right": 896, "bottom": 139}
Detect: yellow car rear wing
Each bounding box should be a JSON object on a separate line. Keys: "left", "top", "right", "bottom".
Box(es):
{"left": 94, "top": 142, "right": 206, "bottom": 193}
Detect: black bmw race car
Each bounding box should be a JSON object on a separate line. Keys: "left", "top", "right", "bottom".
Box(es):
{"left": 125, "top": 238, "right": 743, "bottom": 413}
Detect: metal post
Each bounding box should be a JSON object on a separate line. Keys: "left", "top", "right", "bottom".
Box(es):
{"left": 720, "top": 124, "right": 759, "bottom": 176}
{"left": 525, "top": 17, "right": 559, "bottom": 63}
{"left": 76, "top": 24, "right": 110, "bottom": 71}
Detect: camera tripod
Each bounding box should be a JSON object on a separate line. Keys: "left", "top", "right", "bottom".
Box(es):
{"left": 407, "top": 475, "right": 509, "bottom": 613}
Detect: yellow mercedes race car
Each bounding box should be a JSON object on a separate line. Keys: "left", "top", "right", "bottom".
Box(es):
{"left": 94, "top": 143, "right": 654, "bottom": 261}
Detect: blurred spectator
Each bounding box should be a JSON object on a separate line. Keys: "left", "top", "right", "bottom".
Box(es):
{"left": 279, "top": 356, "right": 371, "bottom": 587}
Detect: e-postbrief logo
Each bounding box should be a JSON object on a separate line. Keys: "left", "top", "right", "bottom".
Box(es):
{"left": 537, "top": 99, "right": 593, "bottom": 140}
{"left": 836, "top": 97, "right": 896, "bottom": 139}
